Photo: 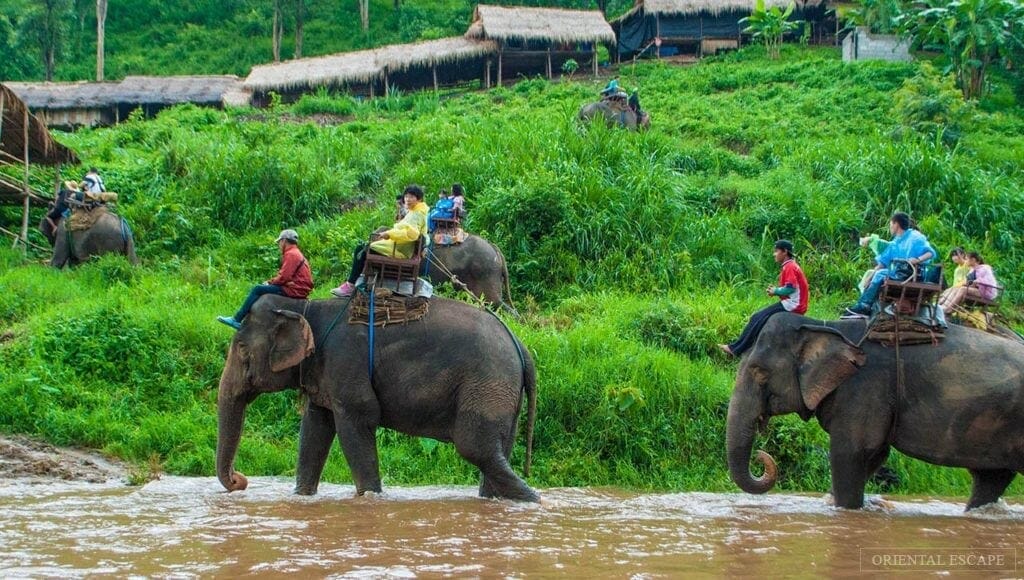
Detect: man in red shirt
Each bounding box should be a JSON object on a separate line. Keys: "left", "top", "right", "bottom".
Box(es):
{"left": 719, "top": 239, "right": 808, "bottom": 357}
{"left": 217, "top": 229, "right": 313, "bottom": 330}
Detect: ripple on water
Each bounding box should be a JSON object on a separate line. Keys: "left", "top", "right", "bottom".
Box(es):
{"left": 0, "top": 477, "right": 1021, "bottom": 577}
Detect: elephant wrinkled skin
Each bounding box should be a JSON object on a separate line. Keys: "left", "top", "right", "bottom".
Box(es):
{"left": 726, "top": 313, "right": 1024, "bottom": 510}
{"left": 216, "top": 294, "right": 539, "bottom": 502}
{"left": 577, "top": 100, "right": 649, "bottom": 130}
{"left": 43, "top": 212, "right": 139, "bottom": 268}
{"left": 426, "top": 234, "right": 515, "bottom": 313}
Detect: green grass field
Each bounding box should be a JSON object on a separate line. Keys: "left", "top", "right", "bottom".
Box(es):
{"left": 2, "top": 44, "right": 1023, "bottom": 499}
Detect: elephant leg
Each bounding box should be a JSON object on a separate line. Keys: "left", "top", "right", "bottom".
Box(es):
{"left": 966, "top": 469, "right": 1016, "bottom": 510}
{"left": 333, "top": 411, "right": 382, "bottom": 495}
{"left": 478, "top": 418, "right": 516, "bottom": 498}
{"left": 454, "top": 415, "right": 538, "bottom": 502}
{"left": 829, "top": 435, "right": 889, "bottom": 509}
{"left": 295, "top": 402, "right": 336, "bottom": 495}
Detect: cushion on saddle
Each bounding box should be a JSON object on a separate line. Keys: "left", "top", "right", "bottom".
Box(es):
{"left": 348, "top": 287, "right": 429, "bottom": 327}
{"left": 67, "top": 205, "right": 110, "bottom": 231}
{"left": 866, "top": 315, "right": 945, "bottom": 347}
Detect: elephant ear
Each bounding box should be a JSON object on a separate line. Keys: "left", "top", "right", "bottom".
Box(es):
{"left": 796, "top": 325, "right": 867, "bottom": 410}
{"left": 269, "top": 309, "right": 315, "bottom": 373}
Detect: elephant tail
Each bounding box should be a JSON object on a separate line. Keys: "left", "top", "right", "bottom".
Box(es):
{"left": 492, "top": 242, "right": 521, "bottom": 320}
{"left": 521, "top": 342, "right": 536, "bottom": 478}
{"left": 120, "top": 217, "right": 139, "bottom": 265}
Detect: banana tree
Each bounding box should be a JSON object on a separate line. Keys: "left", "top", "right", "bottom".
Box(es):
{"left": 900, "top": 0, "right": 1024, "bottom": 100}
{"left": 741, "top": 0, "right": 802, "bottom": 59}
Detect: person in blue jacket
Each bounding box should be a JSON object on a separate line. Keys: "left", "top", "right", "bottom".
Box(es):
{"left": 846, "top": 212, "right": 936, "bottom": 316}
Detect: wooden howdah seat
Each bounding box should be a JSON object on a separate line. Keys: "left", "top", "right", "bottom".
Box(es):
{"left": 362, "top": 236, "right": 425, "bottom": 296}
{"left": 879, "top": 260, "right": 944, "bottom": 316}
{"left": 430, "top": 216, "right": 461, "bottom": 236}
{"left": 961, "top": 283, "right": 1002, "bottom": 314}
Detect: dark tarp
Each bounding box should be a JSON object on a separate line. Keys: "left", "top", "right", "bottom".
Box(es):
{"left": 616, "top": 5, "right": 833, "bottom": 56}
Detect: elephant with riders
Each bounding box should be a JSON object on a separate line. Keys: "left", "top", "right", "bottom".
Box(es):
{"left": 39, "top": 180, "right": 138, "bottom": 267}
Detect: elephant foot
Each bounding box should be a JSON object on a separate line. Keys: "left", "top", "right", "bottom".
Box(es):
{"left": 294, "top": 484, "right": 319, "bottom": 496}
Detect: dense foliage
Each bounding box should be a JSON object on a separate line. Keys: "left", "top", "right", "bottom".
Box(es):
{"left": 0, "top": 0, "right": 636, "bottom": 81}
{"left": 2, "top": 46, "right": 1023, "bottom": 500}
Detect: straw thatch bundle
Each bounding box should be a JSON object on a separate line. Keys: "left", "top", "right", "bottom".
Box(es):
{"left": 245, "top": 37, "right": 497, "bottom": 93}
{"left": 0, "top": 83, "right": 77, "bottom": 166}
{"left": 246, "top": 49, "right": 383, "bottom": 92}
{"left": 375, "top": 37, "right": 497, "bottom": 73}
{"left": 621, "top": 0, "right": 824, "bottom": 18}
{"left": 466, "top": 4, "right": 616, "bottom": 45}
{"left": 6, "top": 76, "right": 243, "bottom": 109}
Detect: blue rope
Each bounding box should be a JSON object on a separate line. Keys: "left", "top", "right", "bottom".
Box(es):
{"left": 367, "top": 288, "right": 375, "bottom": 382}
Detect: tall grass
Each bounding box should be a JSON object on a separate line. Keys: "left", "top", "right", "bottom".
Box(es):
{"left": 3, "top": 46, "right": 1023, "bottom": 499}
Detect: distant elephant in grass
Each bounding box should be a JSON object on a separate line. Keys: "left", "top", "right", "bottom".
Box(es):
{"left": 216, "top": 294, "right": 539, "bottom": 502}
{"left": 426, "top": 234, "right": 516, "bottom": 315}
{"left": 43, "top": 210, "right": 138, "bottom": 268}
{"left": 577, "top": 100, "right": 649, "bottom": 130}
{"left": 727, "top": 313, "right": 1024, "bottom": 511}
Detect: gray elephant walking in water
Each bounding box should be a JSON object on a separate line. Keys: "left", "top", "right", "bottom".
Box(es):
{"left": 216, "top": 294, "right": 539, "bottom": 502}
{"left": 727, "top": 313, "right": 1024, "bottom": 511}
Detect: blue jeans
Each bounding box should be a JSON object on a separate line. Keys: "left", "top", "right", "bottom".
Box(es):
{"left": 234, "top": 284, "right": 283, "bottom": 321}
{"left": 728, "top": 302, "right": 787, "bottom": 356}
{"left": 856, "top": 270, "right": 889, "bottom": 308}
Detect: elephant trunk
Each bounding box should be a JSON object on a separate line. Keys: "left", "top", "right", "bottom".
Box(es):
{"left": 216, "top": 393, "right": 250, "bottom": 492}
{"left": 726, "top": 382, "right": 778, "bottom": 495}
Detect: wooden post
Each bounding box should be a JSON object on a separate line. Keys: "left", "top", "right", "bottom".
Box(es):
{"left": 592, "top": 45, "right": 598, "bottom": 77}
{"left": 546, "top": 48, "right": 552, "bottom": 79}
{"left": 17, "top": 107, "right": 30, "bottom": 254}
{"left": 656, "top": 15, "right": 661, "bottom": 59}
{"left": 484, "top": 59, "right": 491, "bottom": 88}
{"left": 497, "top": 47, "right": 503, "bottom": 86}
{"left": 384, "top": 69, "right": 390, "bottom": 97}
{"left": 432, "top": 63, "right": 438, "bottom": 91}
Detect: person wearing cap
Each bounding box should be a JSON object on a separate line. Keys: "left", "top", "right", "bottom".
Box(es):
{"left": 719, "top": 240, "right": 809, "bottom": 357}
{"left": 332, "top": 184, "right": 429, "bottom": 297}
{"left": 845, "top": 212, "right": 935, "bottom": 317}
{"left": 217, "top": 229, "right": 313, "bottom": 330}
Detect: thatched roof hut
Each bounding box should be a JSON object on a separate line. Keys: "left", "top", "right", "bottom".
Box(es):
{"left": 244, "top": 37, "right": 498, "bottom": 101}
{"left": 0, "top": 83, "right": 77, "bottom": 253}
{"left": 6, "top": 76, "right": 244, "bottom": 129}
{"left": 1, "top": 83, "right": 78, "bottom": 166}
{"left": 613, "top": 0, "right": 831, "bottom": 58}
{"left": 465, "top": 4, "right": 615, "bottom": 84}
{"left": 466, "top": 4, "right": 616, "bottom": 45}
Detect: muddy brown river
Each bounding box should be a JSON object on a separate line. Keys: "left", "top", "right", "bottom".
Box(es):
{"left": 1, "top": 477, "right": 1021, "bottom": 577}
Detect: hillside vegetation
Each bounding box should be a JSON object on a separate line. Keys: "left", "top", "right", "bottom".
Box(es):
{"left": 0, "top": 0, "right": 632, "bottom": 81}
{"left": 2, "top": 45, "right": 1023, "bottom": 499}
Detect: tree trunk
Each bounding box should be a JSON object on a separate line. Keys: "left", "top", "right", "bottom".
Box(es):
{"left": 393, "top": 0, "right": 400, "bottom": 8}
{"left": 272, "top": 0, "right": 283, "bottom": 62}
{"left": 294, "top": 0, "right": 304, "bottom": 59}
{"left": 95, "top": 0, "right": 106, "bottom": 81}
{"left": 359, "top": 0, "right": 369, "bottom": 32}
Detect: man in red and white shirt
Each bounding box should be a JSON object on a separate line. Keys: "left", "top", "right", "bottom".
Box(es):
{"left": 719, "top": 239, "right": 809, "bottom": 357}
{"left": 218, "top": 229, "right": 313, "bottom": 330}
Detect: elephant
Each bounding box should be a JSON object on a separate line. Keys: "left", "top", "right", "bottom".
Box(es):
{"left": 425, "top": 234, "right": 516, "bottom": 314}
{"left": 43, "top": 209, "right": 138, "bottom": 268}
{"left": 216, "top": 294, "right": 539, "bottom": 502}
{"left": 577, "top": 100, "right": 649, "bottom": 130}
{"left": 726, "top": 312, "right": 1024, "bottom": 511}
